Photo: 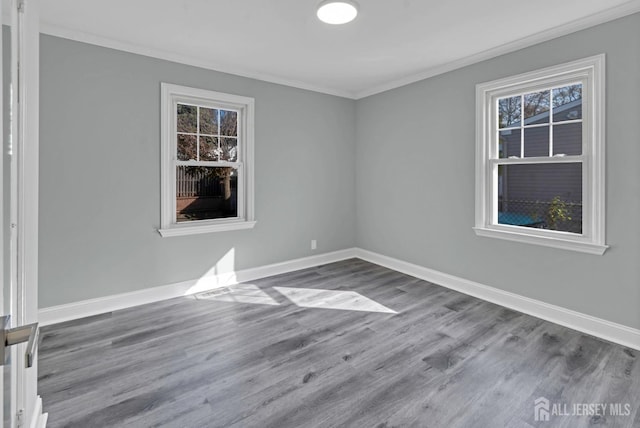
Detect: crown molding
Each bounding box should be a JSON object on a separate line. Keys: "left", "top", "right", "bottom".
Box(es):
{"left": 39, "top": 2, "right": 640, "bottom": 100}
{"left": 354, "top": 1, "right": 640, "bottom": 99}
{"left": 39, "top": 22, "right": 357, "bottom": 100}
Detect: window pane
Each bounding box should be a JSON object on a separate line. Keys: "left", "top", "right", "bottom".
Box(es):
{"left": 176, "top": 166, "right": 238, "bottom": 222}
{"left": 553, "top": 123, "right": 582, "bottom": 156}
{"left": 498, "top": 96, "right": 521, "bottom": 128}
{"left": 220, "top": 110, "right": 238, "bottom": 136}
{"left": 523, "top": 90, "right": 550, "bottom": 125}
{"left": 523, "top": 126, "right": 549, "bottom": 157}
{"left": 177, "top": 134, "right": 197, "bottom": 161}
{"left": 497, "top": 163, "right": 582, "bottom": 233}
{"left": 177, "top": 104, "right": 197, "bottom": 133}
{"left": 220, "top": 137, "right": 238, "bottom": 161}
{"left": 499, "top": 129, "right": 520, "bottom": 159}
{"left": 553, "top": 84, "right": 582, "bottom": 122}
{"left": 199, "top": 136, "right": 218, "bottom": 161}
{"left": 200, "top": 108, "right": 219, "bottom": 135}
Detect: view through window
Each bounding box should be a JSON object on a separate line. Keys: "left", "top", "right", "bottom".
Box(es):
{"left": 497, "top": 84, "right": 583, "bottom": 233}
{"left": 176, "top": 104, "right": 240, "bottom": 222}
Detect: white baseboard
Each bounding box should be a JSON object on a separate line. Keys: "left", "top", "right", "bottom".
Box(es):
{"left": 354, "top": 248, "right": 640, "bottom": 351}
{"left": 38, "top": 248, "right": 357, "bottom": 326}
{"left": 29, "top": 396, "right": 48, "bottom": 428}
{"left": 38, "top": 246, "right": 640, "bottom": 351}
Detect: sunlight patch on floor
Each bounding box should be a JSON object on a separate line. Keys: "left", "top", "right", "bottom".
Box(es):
{"left": 273, "top": 287, "right": 396, "bottom": 314}
{"left": 195, "top": 283, "right": 280, "bottom": 306}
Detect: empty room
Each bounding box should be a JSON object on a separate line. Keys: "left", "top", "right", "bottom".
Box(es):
{"left": 1, "top": 0, "right": 639, "bottom": 427}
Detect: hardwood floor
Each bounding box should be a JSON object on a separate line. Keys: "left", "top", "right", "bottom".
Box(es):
{"left": 38, "top": 259, "right": 640, "bottom": 427}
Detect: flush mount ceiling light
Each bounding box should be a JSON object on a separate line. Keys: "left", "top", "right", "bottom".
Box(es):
{"left": 317, "top": 0, "right": 359, "bottom": 25}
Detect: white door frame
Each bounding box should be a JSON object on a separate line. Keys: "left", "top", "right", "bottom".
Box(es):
{"left": 5, "top": 0, "right": 44, "bottom": 426}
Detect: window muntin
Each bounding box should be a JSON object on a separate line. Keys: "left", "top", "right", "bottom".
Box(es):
{"left": 160, "top": 84, "right": 255, "bottom": 236}
{"left": 497, "top": 84, "right": 583, "bottom": 159}
{"left": 475, "top": 55, "right": 606, "bottom": 254}
{"left": 176, "top": 104, "right": 239, "bottom": 162}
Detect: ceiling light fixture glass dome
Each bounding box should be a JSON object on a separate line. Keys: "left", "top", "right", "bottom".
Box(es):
{"left": 317, "top": 1, "right": 359, "bottom": 25}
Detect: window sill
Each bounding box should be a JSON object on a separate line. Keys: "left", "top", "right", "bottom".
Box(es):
{"left": 473, "top": 226, "right": 608, "bottom": 255}
{"left": 159, "top": 220, "right": 257, "bottom": 237}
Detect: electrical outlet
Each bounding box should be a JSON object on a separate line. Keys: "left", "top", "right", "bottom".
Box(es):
{"left": 311, "top": 240, "right": 317, "bottom": 250}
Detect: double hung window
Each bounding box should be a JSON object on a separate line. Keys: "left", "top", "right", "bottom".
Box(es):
{"left": 474, "top": 55, "right": 606, "bottom": 254}
{"left": 159, "top": 84, "right": 255, "bottom": 236}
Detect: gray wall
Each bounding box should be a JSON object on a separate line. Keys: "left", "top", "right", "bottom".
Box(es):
{"left": 356, "top": 13, "right": 640, "bottom": 329}
{"left": 39, "top": 36, "right": 357, "bottom": 307}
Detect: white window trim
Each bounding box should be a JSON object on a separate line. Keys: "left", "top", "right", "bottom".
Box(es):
{"left": 159, "top": 83, "right": 256, "bottom": 237}
{"left": 474, "top": 55, "right": 607, "bottom": 255}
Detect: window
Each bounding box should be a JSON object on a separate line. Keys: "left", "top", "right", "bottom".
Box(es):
{"left": 474, "top": 55, "right": 607, "bottom": 254}
{"left": 159, "top": 83, "right": 255, "bottom": 237}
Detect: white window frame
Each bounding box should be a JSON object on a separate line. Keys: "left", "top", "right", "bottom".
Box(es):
{"left": 474, "top": 55, "right": 607, "bottom": 255}
{"left": 159, "top": 83, "right": 256, "bottom": 237}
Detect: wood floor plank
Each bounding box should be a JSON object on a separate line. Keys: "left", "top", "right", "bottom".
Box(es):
{"left": 38, "top": 260, "right": 640, "bottom": 427}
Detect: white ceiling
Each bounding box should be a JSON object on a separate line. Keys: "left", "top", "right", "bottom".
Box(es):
{"left": 40, "top": 0, "right": 640, "bottom": 99}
